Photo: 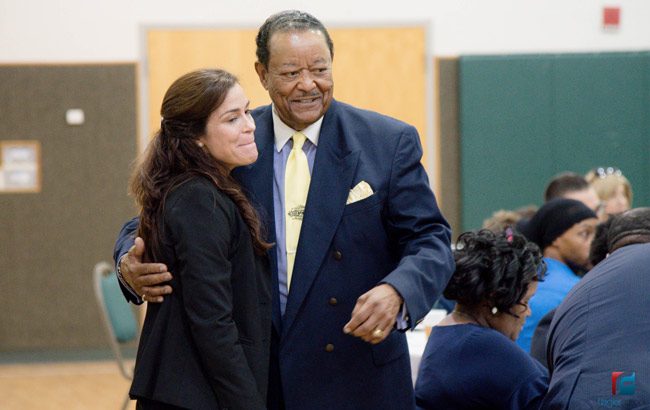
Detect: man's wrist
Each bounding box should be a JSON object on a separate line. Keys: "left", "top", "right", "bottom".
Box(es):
{"left": 116, "top": 254, "right": 142, "bottom": 303}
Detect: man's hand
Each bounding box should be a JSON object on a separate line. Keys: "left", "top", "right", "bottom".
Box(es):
{"left": 343, "top": 284, "right": 403, "bottom": 344}
{"left": 121, "top": 237, "right": 172, "bottom": 303}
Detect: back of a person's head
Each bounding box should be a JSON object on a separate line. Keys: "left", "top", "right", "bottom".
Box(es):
{"left": 544, "top": 172, "right": 590, "bottom": 202}
{"left": 482, "top": 210, "right": 522, "bottom": 233}
{"left": 589, "top": 218, "right": 614, "bottom": 267}
{"left": 444, "top": 229, "right": 545, "bottom": 312}
{"left": 585, "top": 166, "right": 633, "bottom": 205}
{"left": 514, "top": 205, "right": 538, "bottom": 221}
{"left": 606, "top": 207, "right": 650, "bottom": 253}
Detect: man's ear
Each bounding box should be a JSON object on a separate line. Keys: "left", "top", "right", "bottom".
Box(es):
{"left": 254, "top": 61, "right": 269, "bottom": 90}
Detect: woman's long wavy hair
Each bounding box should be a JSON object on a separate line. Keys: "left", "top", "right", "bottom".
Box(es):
{"left": 130, "top": 69, "right": 271, "bottom": 261}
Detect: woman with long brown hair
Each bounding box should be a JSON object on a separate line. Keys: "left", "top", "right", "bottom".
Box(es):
{"left": 129, "top": 68, "right": 271, "bottom": 410}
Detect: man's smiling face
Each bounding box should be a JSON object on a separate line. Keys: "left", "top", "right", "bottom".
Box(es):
{"left": 256, "top": 29, "right": 333, "bottom": 130}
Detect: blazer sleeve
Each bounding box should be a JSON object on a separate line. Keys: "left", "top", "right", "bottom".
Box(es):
{"left": 380, "top": 125, "right": 455, "bottom": 329}
{"left": 113, "top": 216, "right": 142, "bottom": 304}
{"left": 165, "top": 183, "right": 265, "bottom": 410}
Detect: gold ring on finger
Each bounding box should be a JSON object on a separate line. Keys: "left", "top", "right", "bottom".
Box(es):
{"left": 372, "top": 328, "right": 384, "bottom": 338}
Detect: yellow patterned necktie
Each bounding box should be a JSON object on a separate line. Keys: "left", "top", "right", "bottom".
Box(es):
{"left": 285, "top": 132, "right": 310, "bottom": 291}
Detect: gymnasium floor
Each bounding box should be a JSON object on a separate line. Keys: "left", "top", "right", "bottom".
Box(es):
{"left": 0, "top": 360, "right": 135, "bottom": 410}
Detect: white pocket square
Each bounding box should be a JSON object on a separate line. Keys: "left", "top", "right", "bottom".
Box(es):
{"left": 346, "top": 181, "right": 374, "bottom": 205}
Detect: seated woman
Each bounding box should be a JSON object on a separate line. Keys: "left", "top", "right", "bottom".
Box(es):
{"left": 585, "top": 166, "right": 632, "bottom": 218}
{"left": 129, "top": 69, "right": 272, "bottom": 409}
{"left": 415, "top": 229, "right": 548, "bottom": 410}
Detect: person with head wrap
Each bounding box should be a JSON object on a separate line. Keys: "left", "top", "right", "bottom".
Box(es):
{"left": 529, "top": 215, "right": 613, "bottom": 368}
{"left": 541, "top": 208, "right": 650, "bottom": 408}
{"left": 516, "top": 198, "right": 598, "bottom": 352}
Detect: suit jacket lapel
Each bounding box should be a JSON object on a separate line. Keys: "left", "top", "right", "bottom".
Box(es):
{"left": 234, "top": 106, "right": 282, "bottom": 333}
{"left": 282, "top": 101, "right": 360, "bottom": 336}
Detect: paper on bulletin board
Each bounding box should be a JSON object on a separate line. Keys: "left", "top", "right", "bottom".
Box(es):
{"left": 0, "top": 141, "right": 41, "bottom": 193}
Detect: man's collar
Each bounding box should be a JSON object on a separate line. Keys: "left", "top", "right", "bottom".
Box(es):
{"left": 272, "top": 105, "right": 322, "bottom": 152}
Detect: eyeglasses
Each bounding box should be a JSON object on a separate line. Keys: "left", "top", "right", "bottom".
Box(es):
{"left": 504, "top": 311, "right": 521, "bottom": 319}
{"left": 593, "top": 166, "right": 623, "bottom": 179}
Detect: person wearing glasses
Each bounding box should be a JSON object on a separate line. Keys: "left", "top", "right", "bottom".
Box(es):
{"left": 415, "top": 229, "right": 548, "bottom": 410}
{"left": 585, "top": 167, "right": 633, "bottom": 218}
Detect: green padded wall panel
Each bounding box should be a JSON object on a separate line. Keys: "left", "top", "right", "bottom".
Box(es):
{"left": 459, "top": 52, "right": 650, "bottom": 231}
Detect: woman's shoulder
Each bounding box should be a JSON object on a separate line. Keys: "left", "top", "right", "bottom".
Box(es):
{"left": 420, "top": 325, "right": 547, "bottom": 408}
{"left": 464, "top": 326, "right": 533, "bottom": 360}
{"left": 427, "top": 324, "right": 500, "bottom": 347}
{"left": 452, "top": 326, "right": 545, "bottom": 380}
{"left": 425, "top": 324, "right": 513, "bottom": 364}
{"left": 165, "top": 176, "right": 234, "bottom": 217}
{"left": 167, "top": 176, "right": 228, "bottom": 204}
{"left": 169, "top": 175, "right": 217, "bottom": 196}
{"left": 463, "top": 327, "right": 548, "bottom": 403}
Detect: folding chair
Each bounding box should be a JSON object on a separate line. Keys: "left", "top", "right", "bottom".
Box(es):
{"left": 93, "top": 261, "right": 140, "bottom": 410}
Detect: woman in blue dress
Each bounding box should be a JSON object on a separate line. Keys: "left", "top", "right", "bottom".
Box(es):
{"left": 415, "top": 229, "right": 548, "bottom": 410}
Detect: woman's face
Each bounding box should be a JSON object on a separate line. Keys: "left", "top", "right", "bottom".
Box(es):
{"left": 604, "top": 184, "right": 630, "bottom": 216}
{"left": 491, "top": 281, "right": 538, "bottom": 341}
{"left": 199, "top": 83, "right": 258, "bottom": 171}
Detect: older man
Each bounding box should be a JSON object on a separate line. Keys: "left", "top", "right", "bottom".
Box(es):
{"left": 114, "top": 10, "right": 454, "bottom": 410}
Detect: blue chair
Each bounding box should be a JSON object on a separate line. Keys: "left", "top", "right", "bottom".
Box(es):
{"left": 93, "top": 261, "right": 139, "bottom": 410}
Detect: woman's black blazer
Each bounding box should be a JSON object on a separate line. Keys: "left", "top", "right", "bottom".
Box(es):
{"left": 130, "top": 177, "right": 271, "bottom": 410}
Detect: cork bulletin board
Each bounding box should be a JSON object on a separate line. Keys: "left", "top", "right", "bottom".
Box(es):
{"left": 0, "top": 140, "right": 41, "bottom": 193}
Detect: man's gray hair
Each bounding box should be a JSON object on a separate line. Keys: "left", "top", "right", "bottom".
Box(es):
{"left": 255, "top": 10, "right": 334, "bottom": 68}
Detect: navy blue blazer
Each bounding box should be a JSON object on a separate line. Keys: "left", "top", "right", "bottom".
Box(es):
{"left": 542, "top": 243, "right": 650, "bottom": 408}
{"left": 115, "top": 100, "right": 454, "bottom": 410}
{"left": 234, "top": 100, "right": 453, "bottom": 409}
